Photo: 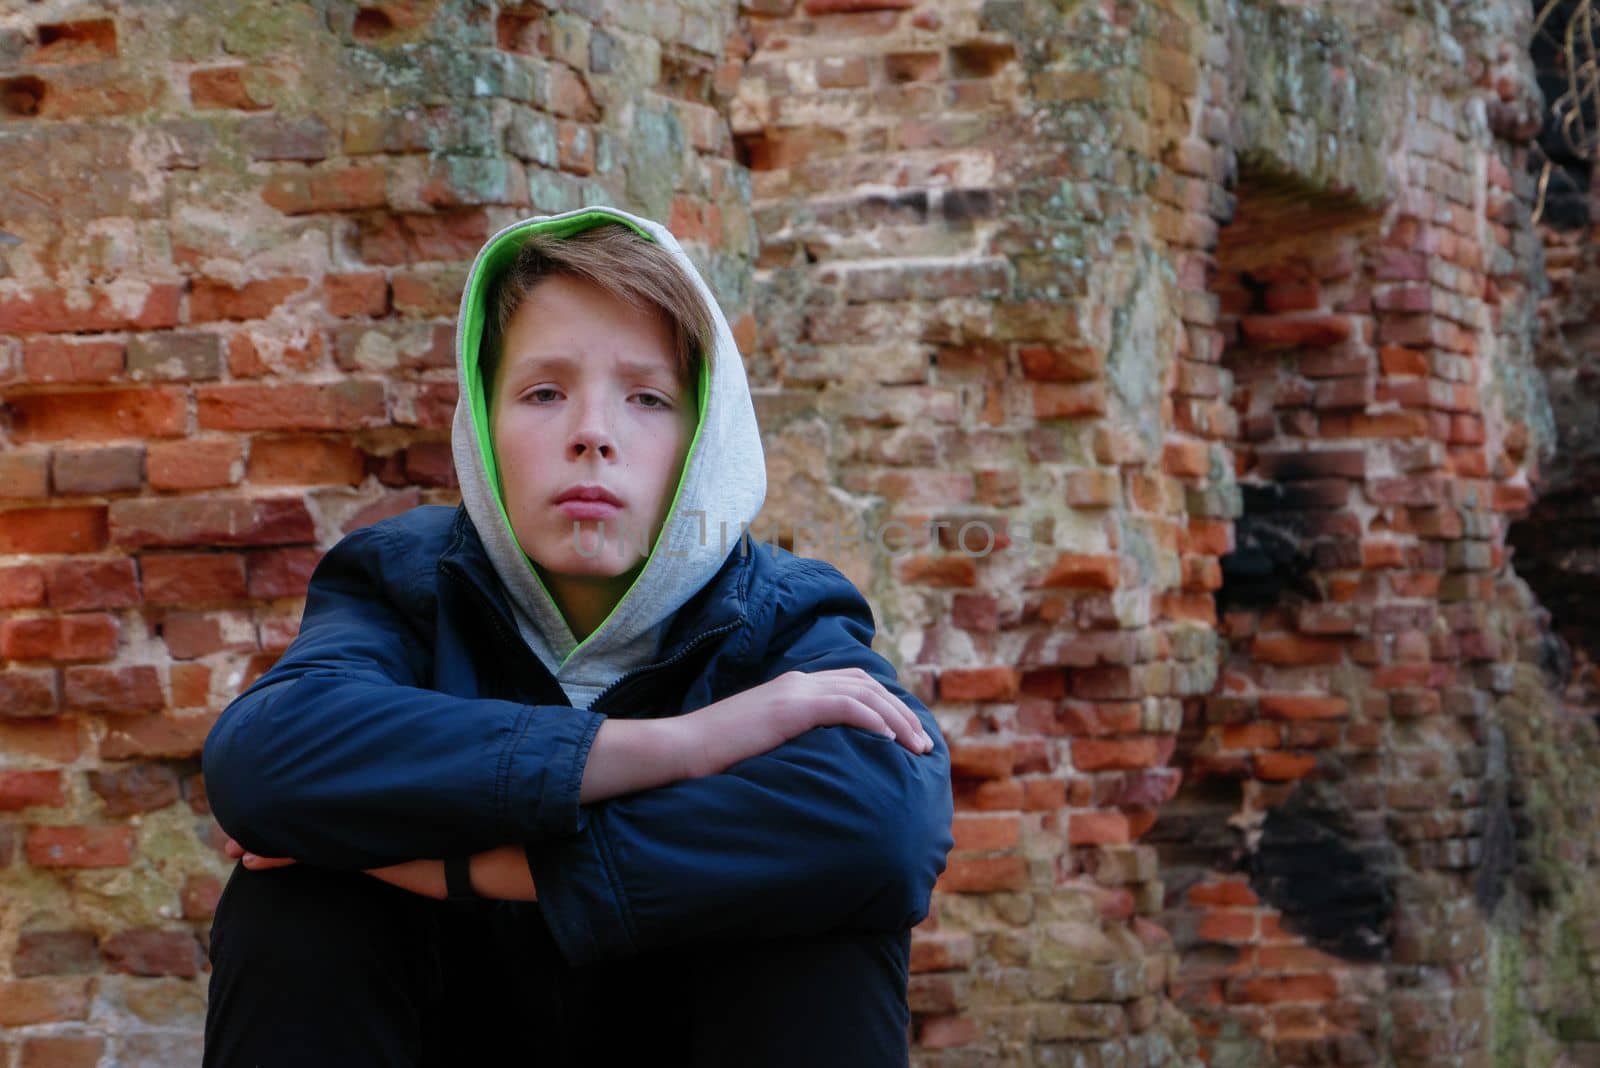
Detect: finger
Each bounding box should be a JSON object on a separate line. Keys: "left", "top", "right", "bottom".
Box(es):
{"left": 241, "top": 853, "right": 298, "bottom": 870}
{"left": 223, "top": 838, "right": 244, "bottom": 858}
{"left": 815, "top": 691, "right": 896, "bottom": 739}
{"left": 862, "top": 687, "right": 932, "bottom": 753}
{"left": 822, "top": 678, "right": 930, "bottom": 753}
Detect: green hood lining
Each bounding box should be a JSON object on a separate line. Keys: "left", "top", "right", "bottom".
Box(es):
{"left": 463, "top": 209, "right": 713, "bottom": 667}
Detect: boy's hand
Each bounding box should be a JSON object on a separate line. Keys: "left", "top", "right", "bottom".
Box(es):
{"left": 223, "top": 835, "right": 297, "bottom": 871}
{"left": 676, "top": 667, "right": 935, "bottom": 781}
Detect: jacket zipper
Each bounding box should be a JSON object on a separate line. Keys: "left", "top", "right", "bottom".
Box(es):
{"left": 440, "top": 559, "right": 743, "bottom": 714}
{"left": 585, "top": 618, "right": 744, "bottom": 716}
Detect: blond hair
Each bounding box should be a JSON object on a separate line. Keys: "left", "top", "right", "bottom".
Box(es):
{"left": 481, "top": 222, "right": 714, "bottom": 395}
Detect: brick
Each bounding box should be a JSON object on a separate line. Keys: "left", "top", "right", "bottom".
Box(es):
{"left": 1039, "top": 553, "right": 1119, "bottom": 589}
{"left": 1072, "top": 737, "right": 1173, "bottom": 771}
{"left": 63, "top": 665, "right": 163, "bottom": 714}
{"left": 49, "top": 445, "right": 143, "bottom": 495}
{"left": 1253, "top": 750, "right": 1318, "bottom": 781}
{"left": 948, "top": 741, "right": 1015, "bottom": 780}
{"left": 1033, "top": 382, "right": 1106, "bottom": 419}
{"left": 170, "top": 662, "right": 211, "bottom": 707}
{"left": 100, "top": 711, "right": 217, "bottom": 759}
{"left": 140, "top": 552, "right": 248, "bottom": 604}
{"left": 127, "top": 331, "right": 224, "bottom": 381}
{"left": 1218, "top": 722, "right": 1280, "bottom": 750}
{"left": 356, "top": 209, "right": 488, "bottom": 265}
{"left": 1229, "top": 974, "right": 1337, "bottom": 1003}
{"left": 1184, "top": 519, "right": 1233, "bottom": 556}
{"left": 1064, "top": 469, "right": 1119, "bottom": 509}
{"left": 1187, "top": 879, "right": 1260, "bottom": 907}
{"left": 161, "top": 610, "right": 255, "bottom": 659}
{"left": 1251, "top": 634, "right": 1344, "bottom": 666}
{"left": 0, "top": 977, "right": 92, "bottom": 1026}
{"left": 403, "top": 442, "right": 457, "bottom": 488}
{"left": 0, "top": 614, "right": 118, "bottom": 662}
{"left": 1260, "top": 694, "right": 1349, "bottom": 720}
{"left": 325, "top": 271, "right": 389, "bottom": 317}
{"left": 189, "top": 66, "right": 274, "bottom": 110}
{"left": 26, "top": 826, "right": 135, "bottom": 868}
{"left": 190, "top": 277, "right": 309, "bottom": 322}
{"left": 181, "top": 873, "right": 223, "bottom": 919}
{"left": 87, "top": 764, "right": 179, "bottom": 816}
{"left": 804, "top": 0, "right": 914, "bottom": 11}
{"left": 262, "top": 167, "right": 387, "bottom": 215}
{"left": 0, "top": 718, "right": 79, "bottom": 759}
{"left": 0, "top": 507, "right": 108, "bottom": 553}
{"left": 952, "top": 813, "right": 1021, "bottom": 851}
{"left": 1069, "top": 810, "right": 1131, "bottom": 845}
{"left": 101, "top": 929, "right": 202, "bottom": 978}
{"left": 938, "top": 667, "right": 1019, "bottom": 702}
{"left": 1238, "top": 315, "right": 1352, "bottom": 348}
{"left": 0, "top": 770, "right": 65, "bottom": 811}
{"left": 1196, "top": 910, "right": 1257, "bottom": 944}
{"left": 1379, "top": 345, "right": 1430, "bottom": 376}
{"left": 1162, "top": 440, "right": 1209, "bottom": 478}
{"left": 909, "top": 931, "right": 975, "bottom": 973}
{"left": 0, "top": 565, "right": 47, "bottom": 608}
{"left": 45, "top": 559, "right": 138, "bottom": 611}
{"left": 9, "top": 388, "right": 186, "bottom": 442}
{"left": 391, "top": 381, "right": 457, "bottom": 428}
{"left": 22, "top": 338, "right": 124, "bottom": 382}
{"left": 111, "top": 498, "right": 314, "bottom": 549}
{"left": 242, "top": 114, "right": 333, "bottom": 161}
{"left": 19, "top": 1034, "right": 105, "bottom": 1068}
{"left": 247, "top": 547, "right": 322, "bottom": 599}
{"left": 0, "top": 670, "right": 58, "bottom": 717}
{"left": 333, "top": 321, "right": 454, "bottom": 373}
{"left": 227, "top": 330, "right": 326, "bottom": 377}
{"left": 0, "top": 284, "right": 181, "bottom": 334}
{"left": 146, "top": 438, "right": 242, "bottom": 491}
{"left": 0, "top": 449, "right": 51, "bottom": 499}
{"left": 197, "top": 381, "right": 387, "bottom": 431}
{"left": 1022, "top": 777, "right": 1067, "bottom": 810}
{"left": 247, "top": 436, "right": 366, "bottom": 485}
{"left": 13, "top": 929, "right": 100, "bottom": 977}
{"left": 934, "top": 854, "right": 1027, "bottom": 892}
{"left": 1320, "top": 411, "right": 1431, "bottom": 438}
{"left": 392, "top": 267, "right": 467, "bottom": 317}
{"left": 917, "top": 1013, "right": 980, "bottom": 1049}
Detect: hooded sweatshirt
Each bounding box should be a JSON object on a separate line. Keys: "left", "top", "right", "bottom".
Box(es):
{"left": 449, "top": 206, "right": 767, "bottom": 710}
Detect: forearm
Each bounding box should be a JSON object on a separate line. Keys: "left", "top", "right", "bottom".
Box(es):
{"left": 364, "top": 845, "right": 538, "bottom": 901}
{"left": 579, "top": 716, "right": 698, "bottom": 802}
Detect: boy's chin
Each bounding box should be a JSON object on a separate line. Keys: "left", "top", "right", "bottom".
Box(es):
{"left": 529, "top": 551, "right": 647, "bottom": 585}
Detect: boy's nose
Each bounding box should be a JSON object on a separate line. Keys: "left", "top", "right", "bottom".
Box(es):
{"left": 570, "top": 432, "right": 613, "bottom": 458}
{"left": 568, "top": 398, "right": 617, "bottom": 459}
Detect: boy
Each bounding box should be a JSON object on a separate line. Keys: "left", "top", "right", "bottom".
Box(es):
{"left": 200, "top": 206, "right": 955, "bottom": 1066}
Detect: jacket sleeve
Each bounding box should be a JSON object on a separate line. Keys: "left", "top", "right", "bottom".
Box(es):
{"left": 526, "top": 558, "right": 954, "bottom": 968}
{"left": 201, "top": 523, "right": 606, "bottom": 871}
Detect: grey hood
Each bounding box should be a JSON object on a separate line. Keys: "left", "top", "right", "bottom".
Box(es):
{"left": 449, "top": 206, "right": 767, "bottom": 709}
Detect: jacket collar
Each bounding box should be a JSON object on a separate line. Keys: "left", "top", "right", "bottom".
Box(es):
{"left": 438, "top": 506, "right": 754, "bottom": 664}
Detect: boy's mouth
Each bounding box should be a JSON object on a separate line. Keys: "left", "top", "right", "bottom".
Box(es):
{"left": 553, "top": 484, "right": 625, "bottom": 520}
{"left": 554, "top": 484, "right": 624, "bottom": 506}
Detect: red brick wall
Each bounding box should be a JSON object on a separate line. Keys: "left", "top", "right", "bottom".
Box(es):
{"left": 5, "top": 0, "right": 1600, "bottom": 1065}
{"left": 0, "top": 2, "right": 748, "bottom": 1061}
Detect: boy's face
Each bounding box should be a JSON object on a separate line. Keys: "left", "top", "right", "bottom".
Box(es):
{"left": 490, "top": 273, "right": 697, "bottom": 628}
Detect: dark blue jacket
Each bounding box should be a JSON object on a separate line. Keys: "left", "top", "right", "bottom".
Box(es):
{"left": 201, "top": 505, "right": 954, "bottom": 968}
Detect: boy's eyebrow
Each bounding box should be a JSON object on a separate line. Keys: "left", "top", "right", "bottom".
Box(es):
{"left": 507, "top": 353, "right": 678, "bottom": 382}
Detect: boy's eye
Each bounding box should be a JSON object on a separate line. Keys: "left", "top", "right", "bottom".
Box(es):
{"left": 526, "top": 387, "right": 561, "bottom": 403}
{"left": 635, "top": 393, "right": 671, "bottom": 409}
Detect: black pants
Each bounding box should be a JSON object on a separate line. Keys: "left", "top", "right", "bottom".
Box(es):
{"left": 203, "top": 861, "right": 912, "bottom": 1067}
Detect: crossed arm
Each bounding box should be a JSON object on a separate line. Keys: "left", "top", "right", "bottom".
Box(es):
{"left": 221, "top": 669, "right": 934, "bottom": 899}
{"left": 204, "top": 525, "right": 954, "bottom": 966}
